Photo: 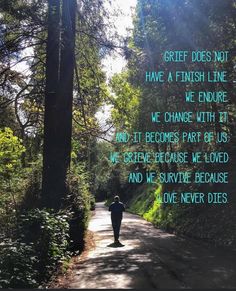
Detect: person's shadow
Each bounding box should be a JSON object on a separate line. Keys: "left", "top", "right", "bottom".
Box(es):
{"left": 107, "top": 241, "right": 125, "bottom": 248}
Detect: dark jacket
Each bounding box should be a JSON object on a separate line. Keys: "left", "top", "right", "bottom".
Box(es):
{"left": 109, "top": 201, "right": 125, "bottom": 221}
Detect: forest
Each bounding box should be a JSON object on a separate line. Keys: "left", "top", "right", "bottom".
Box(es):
{"left": 0, "top": 0, "right": 235, "bottom": 288}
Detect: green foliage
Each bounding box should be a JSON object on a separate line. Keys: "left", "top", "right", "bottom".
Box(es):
{"left": 128, "top": 184, "right": 156, "bottom": 215}
{"left": 0, "top": 239, "right": 38, "bottom": 288}
{"left": 90, "top": 195, "right": 96, "bottom": 210}
{"left": 0, "top": 127, "right": 25, "bottom": 179}
{"left": 0, "top": 0, "right": 116, "bottom": 287}
{"left": 0, "top": 155, "right": 42, "bottom": 237}
{"left": 110, "top": 72, "right": 140, "bottom": 131}
{"left": 0, "top": 155, "right": 92, "bottom": 287}
{"left": 0, "top": 127, "right": 26, "bottom": 216}
{"left": 92, "top": 141, "right": 114, "bottom": 200}
{"left": 128, "top": 184, "right": 175, "bottom": 231}
{"left": 19, "top": 209, "right": 70, "bottom": 279}
{"left": 128, "top": 184, "right": 162, "bottom": 219}
{"left": 143, "top": 185, "right": 162, "bottom": 222}
{"left": 19, "top": 157, "right": 42, "bottom": 211}
{"left": 104, "top": 0, "right": 236, "bottom": 248}
{"left": 67, "top": 163, "right": 91, "bottom": 251}
{"left": 0, "top": 208, "right": 70, "bottom": 288}
{"left": 72, "top": 0, "right": 111, "bottom": 162}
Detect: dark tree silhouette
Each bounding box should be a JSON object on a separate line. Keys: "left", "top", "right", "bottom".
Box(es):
{"left": 42, "top": 0, "right": 76, "bottom": 209}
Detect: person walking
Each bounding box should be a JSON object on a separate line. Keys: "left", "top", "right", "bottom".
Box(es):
{"left": 108, "top": 195, "right": 125, "bottom": 243}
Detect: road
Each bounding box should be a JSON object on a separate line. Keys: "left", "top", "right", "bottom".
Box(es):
{"left": 68, "top": 202, "right": 236, "bottom": 289}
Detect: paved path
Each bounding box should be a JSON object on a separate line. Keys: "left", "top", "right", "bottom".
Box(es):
{"left": 68, "top": 202, "right": 236, "bottom": 289}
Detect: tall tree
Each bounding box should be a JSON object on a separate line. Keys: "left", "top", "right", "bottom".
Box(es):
{"left": 42, "top": 0, "right": 76, "bottom": 209}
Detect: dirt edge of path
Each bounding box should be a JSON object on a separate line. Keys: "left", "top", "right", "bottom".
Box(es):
{"left": 46, "top": 229, "right": 96, "bottom": 289}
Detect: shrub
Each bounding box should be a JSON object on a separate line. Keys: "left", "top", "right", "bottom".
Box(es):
{"left": 19, "top": 157, "right": 42, "bottom": 211}
{"left": 18, "top": 208, "right": 70, "bottom": 282}
{"left": 90, "top": 196, "right": 96, "bottom": 210}
{"left": 0, "top": 208, "right": 70, "bottom": 288}
{"left": 67, "top": 163, "right": 91, "bottom": 252}
{"left": 0, "top": 127, "right": 25, "bottom": 179}
{"left": 0, "top": 239, "right": 38, "bottom": 288}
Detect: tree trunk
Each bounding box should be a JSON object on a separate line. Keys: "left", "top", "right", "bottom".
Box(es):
{"left": 58, "top": 0, "right": 76, "bottom": 175}
{"left": 42, "top": 0, "right": 76, "bottom": 209}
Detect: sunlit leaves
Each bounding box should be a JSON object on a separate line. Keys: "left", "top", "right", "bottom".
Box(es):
{"left": 110, "top": 72, "right": 140, "bottom": 131}
{"left": 0, "top": 127, "right": 25, "bottom": 178}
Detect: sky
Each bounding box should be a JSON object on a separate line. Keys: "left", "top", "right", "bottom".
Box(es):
{"left": 13, "top": 0, "right": 137, "bottom": 76}
{"left": 96, "top": 0, "right": 137, "bottom": 134}
{"left": 14, "top": 0, "right": 137, "bottom": 76}
{"left": 14, "top": 0, "right": 137, "bottom": 86}
{"left": 102, "top": 0, "right": 137, "bottom": 78}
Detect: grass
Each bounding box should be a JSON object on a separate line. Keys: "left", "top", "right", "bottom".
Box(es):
{"left": 143, "top": 184, "right": 162, "bottom": 222}
{"left": 128, "top": 184, "right": 163, "bottom": 223}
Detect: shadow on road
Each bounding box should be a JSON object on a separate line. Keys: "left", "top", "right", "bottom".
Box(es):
{"left": 68, "top": 202, "right": 236, "bottom": 289}
{"left": 107, "top": 242, "right": 125, "bottom": 248}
